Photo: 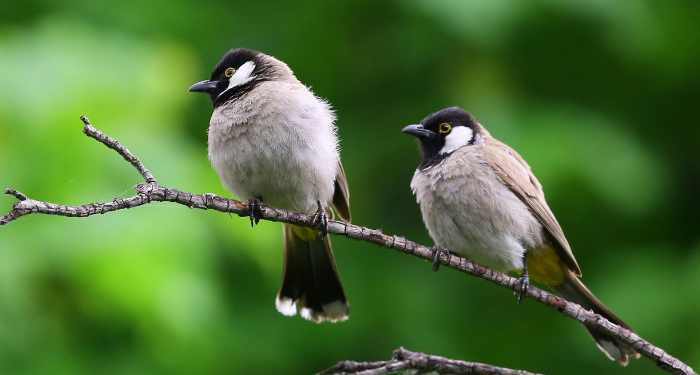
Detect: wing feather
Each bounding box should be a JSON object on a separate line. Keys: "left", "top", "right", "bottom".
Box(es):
{"left": 483, "top": 139, "right": 581, "bottom": 276}
{"left": 332, "top": 161, "right": 351, "bottom": 222}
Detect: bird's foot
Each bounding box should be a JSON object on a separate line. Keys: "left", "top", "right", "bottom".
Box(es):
{"left": 514, "top": 270, "right": 530, "bottom": 305}
{"left": 431, "top": 246, "right": 451, "bottom": 272}
{"left": 312, "top": 200, "right": 329, "bottom": 237}
{"left": 247, "top": 198, "right": 262, "bottom": 227}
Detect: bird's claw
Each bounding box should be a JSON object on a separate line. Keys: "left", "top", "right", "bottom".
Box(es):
{"left": 514, "top": 271, "right": 530, "bottom": 305}
{"left": 312, "top": 200, "right": 329, "bottom": 237}
{"left": 247, "top": 198, "right": 262, "bottom": 227}
{"left": 431, "top": 246, "right": 451, "bottom": 272}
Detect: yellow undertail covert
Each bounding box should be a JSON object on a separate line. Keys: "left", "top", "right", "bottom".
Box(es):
{"left": 521, "top": 245, "right": 567, "bottom": 285}
{"left": 285, "top": 223, "right": 319, "bottom": 241}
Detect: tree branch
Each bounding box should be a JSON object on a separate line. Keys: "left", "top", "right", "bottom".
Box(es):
{"left": 317, "top": 347, "right": 543, "bottom": 375}
{"left": 1, "top": 116, "right": 695, "bottom": 375}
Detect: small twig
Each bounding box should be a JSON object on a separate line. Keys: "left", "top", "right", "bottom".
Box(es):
{"left": 80, "top": 115, "right": 156, "bottom": 183}
{"left": 317, "top": 347, "right": 543, "bottom": 375}
{"left": 5, "top": 189, "right": 27, "bottom": 201}
{"left": 1, "top": 117, "right": 695, "bottom": 375}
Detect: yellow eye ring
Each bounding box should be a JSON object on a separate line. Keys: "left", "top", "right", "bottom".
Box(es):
{"left": 225, "top": 67, "right": 236, "bottom": 77}
{"left": 439, "top": 123, "right": 451, "bottom": 134}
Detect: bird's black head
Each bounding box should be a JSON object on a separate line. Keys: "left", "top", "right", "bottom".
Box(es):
{"left": 402, "top": 107, "right": 481, "bottom": 170}
{"left": 189, "top": 48, "right": 274, "bottom": 108}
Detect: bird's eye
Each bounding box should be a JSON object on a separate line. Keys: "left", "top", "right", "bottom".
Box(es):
{"left": 225, "top": 67, "right": 236, "bottom": 77}
{"left": 439, "top": 123, "right": 451, "bottom": 134}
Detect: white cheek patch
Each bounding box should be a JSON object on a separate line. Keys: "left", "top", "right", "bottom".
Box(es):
{"left": 226, "top": 61, "right": 256, "bottom": 90}
{"left": 440, "top": 126, "right": 474, "bottom": 154}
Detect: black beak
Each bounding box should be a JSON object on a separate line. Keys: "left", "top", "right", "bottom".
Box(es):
{"left": 402, "top": 124, "right": 434, "bottom": 138}
{"left": 188, "top": 80, "right": 218, "bottom": 93}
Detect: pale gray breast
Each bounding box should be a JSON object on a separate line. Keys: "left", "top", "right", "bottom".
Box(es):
{"left": 411, "top": 145, "right": 544, "bottom": 271}
{"left": 207, "top": 81, "right": 339, "bottom": 214}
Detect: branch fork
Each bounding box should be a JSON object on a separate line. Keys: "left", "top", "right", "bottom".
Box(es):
{"left": 317, "top": 347, "right": 544, "bottom": 375}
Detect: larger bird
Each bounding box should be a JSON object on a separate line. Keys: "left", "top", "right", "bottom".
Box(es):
{"left": 189, "top": 49, "right": 351, "bottom": 323}
{"left": 403, "top": 107, "right": 639, "bottom": 364}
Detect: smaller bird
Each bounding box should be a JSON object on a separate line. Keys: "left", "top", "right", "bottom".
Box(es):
{"left": 189, "top": 49, "right": 351, "bottom": 323}
{"left": 403, "top": 106, "right": 639, "bottom": 365}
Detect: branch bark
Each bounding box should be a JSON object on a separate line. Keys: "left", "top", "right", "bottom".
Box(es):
{"left": 1, "top": 116, "right": 695, "bottom": 375}
{"left": 317, "top": 347, "right": 543, "bottom": 375}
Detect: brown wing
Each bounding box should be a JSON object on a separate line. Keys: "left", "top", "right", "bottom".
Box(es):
{"left": 482, "top": 138, "right": 581, "bottom": 276}
{"left": 332, "top": 160, "right": 351, "bottom": 222}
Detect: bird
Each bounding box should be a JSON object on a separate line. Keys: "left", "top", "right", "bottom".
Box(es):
{"left": 189, "top": 48, "right": 351, "bottom": 323}
{"left": 402, "top": 106, "right": 639, "bottom": 365}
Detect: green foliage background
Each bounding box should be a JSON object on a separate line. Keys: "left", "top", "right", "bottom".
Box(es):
{"left": 1, "top": 1, "right": 699, "bottom": 374}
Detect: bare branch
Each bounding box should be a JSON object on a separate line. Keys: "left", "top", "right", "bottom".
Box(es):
{"left": 317, "top": 347, "right": 543, "bottom": 375}
{"left": 1, "top": 117, "right": 695, "bottom": 375}
{"left": 80, "top": 115, "right": 156, "bottom": 183}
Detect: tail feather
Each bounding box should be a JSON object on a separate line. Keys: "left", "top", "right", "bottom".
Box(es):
{"left": 550, "top": 272, "right": 640, "bottom": 365}
{"left": 277, "top": 224, "right": 349, "bottom": 323}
